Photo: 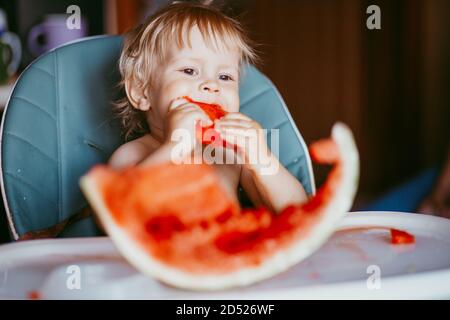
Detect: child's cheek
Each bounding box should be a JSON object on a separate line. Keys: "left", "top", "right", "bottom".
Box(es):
{"left": 158, "top": 79, "right": 193, "bottom": 115}
{"left": 226, "top": 91, "right": 240, "bottom": 113}
{"left": 165, "top": 79, "right": 193, "bottom": 102}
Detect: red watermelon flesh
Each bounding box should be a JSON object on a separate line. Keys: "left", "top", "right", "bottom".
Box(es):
{"left": 181, "top": 96, "right": 230, "bottom": 148}
{"left": 80, "top": 123, "right": 359, "bottom": 290}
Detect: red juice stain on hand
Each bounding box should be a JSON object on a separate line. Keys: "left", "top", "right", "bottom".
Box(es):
{"left": 390, "top": 228, "right": 415, "bottom": 245}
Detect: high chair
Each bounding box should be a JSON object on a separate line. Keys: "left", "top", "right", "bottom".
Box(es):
{"left": 0, "top": 36, "right": 315, "bottom": 240}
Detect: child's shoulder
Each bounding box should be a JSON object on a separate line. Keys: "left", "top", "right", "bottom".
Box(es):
{"left": 108, "top": 134, "right": 160, "bottom": 169}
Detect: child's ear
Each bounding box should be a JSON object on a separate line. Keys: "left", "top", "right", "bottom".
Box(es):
{"left": 125, "top": 80, "right": 151, "bottom": 111}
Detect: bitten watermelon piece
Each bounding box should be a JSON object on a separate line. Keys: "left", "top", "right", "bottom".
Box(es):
{"left": 180, "top": 96, "right": 230, "bottom": 148}
{"left": 80, "top": 123, "right": 359, "bottom": 290}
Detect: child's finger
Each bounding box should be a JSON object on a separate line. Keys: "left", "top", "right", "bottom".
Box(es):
{"left": 172, "top": 104, "right": 209, "bottom": 119}
{"left": 184, "top": 109, "right": 213, "bottom": 125}
{"left": 177, "top": 105, "right": 201, "bottom": 113}
{"left": 215, "top": 119, "right": 253, "bottom": 128}
{"left": 168, "top": 97, "right": 189, "bottom": 111}
{"left": 217, "top": 125, "right": 248, "bottom": 132}
{"left": 216, "top": 126, "right": 259, "bottom": 138}
{"left": 172, "top": 103, "right": 201, "bottom": 113}
{"left": 221, "top": 112, "right": 253, "bottom": 121}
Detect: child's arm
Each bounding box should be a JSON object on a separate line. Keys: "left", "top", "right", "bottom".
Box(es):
{"left": 109, "top": 134, "right": 186, "bottom": 169}
{"left": 87, "top": 136, "right": 155, "bottom": 236}
{"left": 110, "top": 98, "right": 213, "bottom": 168}
{"left": 240, "top": 153, "right": 308, "bottom": 213}
{"left": 108, "top": 136, "right": 155, "bottom": 169}
{"left": 215, "top": 113, "right": 308, "bottom": 212}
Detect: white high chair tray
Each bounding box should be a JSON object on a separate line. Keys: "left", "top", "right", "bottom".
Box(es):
{"left": 1, "top": 211, "right": 450, "bottom": 299}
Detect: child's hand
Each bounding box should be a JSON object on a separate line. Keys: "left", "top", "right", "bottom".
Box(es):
{"left": 214, "top": 113, "right": 270, "bottom": 165}
{"left": 165, "top": 97, "right": 213, "bottom": 147}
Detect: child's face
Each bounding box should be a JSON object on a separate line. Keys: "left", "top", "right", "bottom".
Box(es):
{"left": 148, "top": 26, "right": 241, "bottom": 134}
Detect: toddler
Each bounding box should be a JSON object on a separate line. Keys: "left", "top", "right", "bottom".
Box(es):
{"left": 109, "top": 2, "right": 308, "bottom": 212}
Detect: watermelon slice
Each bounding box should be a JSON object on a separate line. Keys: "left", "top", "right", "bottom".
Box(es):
{"left": 181, "top": 96, "right": 229, "bottom": 148}
{"left": 80, "top": 123, "right": 359, "bottom": 290}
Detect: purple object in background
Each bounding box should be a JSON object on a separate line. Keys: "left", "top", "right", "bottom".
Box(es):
{"left": 27, "top": 14, "right": 88, "bottom": 58}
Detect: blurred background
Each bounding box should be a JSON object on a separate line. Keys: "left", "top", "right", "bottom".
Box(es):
{"left": 0, "top": 0, "right": 449, "bottom": 242}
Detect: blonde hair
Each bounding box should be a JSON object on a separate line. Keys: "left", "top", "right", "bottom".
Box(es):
{"left": 115, "top": 1, "right": 259, "bottom": 141}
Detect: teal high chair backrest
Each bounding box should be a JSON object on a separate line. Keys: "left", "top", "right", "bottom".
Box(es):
{"left": 0, "top": 36, "right": 315, "bottom": 241}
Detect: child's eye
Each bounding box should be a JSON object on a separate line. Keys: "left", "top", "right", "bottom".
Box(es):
{"left": 180, "top": 68, "right": 197, "bottom": 76}
{"left": 219, "top": 74, "right": 234, "bottom": 81}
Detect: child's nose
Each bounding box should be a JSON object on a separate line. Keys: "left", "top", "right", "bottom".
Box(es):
{"left": 199, "top": 80, "right": 220, "bottom": 93}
